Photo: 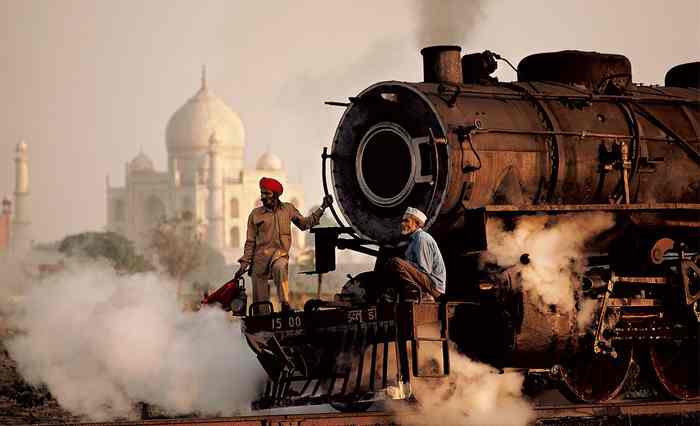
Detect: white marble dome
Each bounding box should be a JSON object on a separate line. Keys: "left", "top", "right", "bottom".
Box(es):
{"left": 256, "top": 151, "right": 283, "bottom": 170}
{"left": 166, "top": 74, "right": 245, "bottom": 152}
{"left": 129, "top": 152, "right": 154, "bottom": 172}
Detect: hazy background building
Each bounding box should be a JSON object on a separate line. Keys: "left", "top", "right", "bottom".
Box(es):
{"left": 106, "top": 71, "right": 307, "bottom": 262}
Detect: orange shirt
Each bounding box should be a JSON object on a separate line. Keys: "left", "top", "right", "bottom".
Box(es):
{"left": 239, "top": 202, "right": 323, "bottom": 275}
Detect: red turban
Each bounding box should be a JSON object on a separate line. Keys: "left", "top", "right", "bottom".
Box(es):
{"left": 259, "top": 177, "right": 283, "bottom": 194}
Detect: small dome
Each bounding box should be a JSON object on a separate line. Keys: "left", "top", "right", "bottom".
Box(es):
{"left": 256, "top": 151, "right": 283, "bottom": 170}
{"left": 130, "top": 152, "right": 154, "bottom": 172}
{"left": 165, "top": 70, "right": 245, "bottom": 153}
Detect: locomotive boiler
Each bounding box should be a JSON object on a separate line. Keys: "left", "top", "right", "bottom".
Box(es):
{"left": 238, "top": 47, "right": 700, "bottom": 410}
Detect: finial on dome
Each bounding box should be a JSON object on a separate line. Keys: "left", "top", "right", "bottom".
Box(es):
{"left": 201, "top": 65, "right": 208, "bottom": 91}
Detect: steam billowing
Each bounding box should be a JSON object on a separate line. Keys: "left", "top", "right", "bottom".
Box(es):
{"left": 404, "top": 348, "right": 534, "bottom": 426}
{"left": 402, "top": 212, "right": 615, "bottom": 425}
{"left": 482, "top": 212, "right": 615, "bottom": 322}
{"left": 4, "top": 258, "right": 264, "bottom": 420}
{"left": 414, "top": 0, "right": 486, "bottom": 46}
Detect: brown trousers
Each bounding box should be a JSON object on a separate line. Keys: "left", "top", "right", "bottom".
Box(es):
{"left": 251, "top": 257, "right": 290, "bottom": 305}
{"left": 383, "top": 257, "right": 441, "bottom": 299}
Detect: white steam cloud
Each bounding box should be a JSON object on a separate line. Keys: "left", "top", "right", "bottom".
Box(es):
{"left": 406, "top": 349, "right": 534, "bottom": 426}
{"left": 482, "top": 212, "right": 615, "bottom": 315}
{"left": 4, "top": 258, "right": 265, "bottom": 420}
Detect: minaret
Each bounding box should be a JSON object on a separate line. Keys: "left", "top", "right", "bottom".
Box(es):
{"left": 207, "top": 131, "right": 224, "bottom": 250}
{"left": 0, "top": 197, "right": 11, "bottom": 252}
{"left": 12, "top": 141, "right": 31, "bottom": 252}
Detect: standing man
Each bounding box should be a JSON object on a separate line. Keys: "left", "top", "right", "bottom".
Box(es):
{"left": 381, "top": 207, "right": 446, "bottom": 302}
{"left": 235, "top": 177, "right": 333, "bottom": 312}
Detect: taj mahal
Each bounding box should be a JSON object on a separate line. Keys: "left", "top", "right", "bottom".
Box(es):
{"left": 106, "top": 70, "right": 308, "bottom": 262}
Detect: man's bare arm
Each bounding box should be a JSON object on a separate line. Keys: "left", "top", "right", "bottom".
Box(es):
{"left": 291, "top": 195, "right": 333, "bottom": 230}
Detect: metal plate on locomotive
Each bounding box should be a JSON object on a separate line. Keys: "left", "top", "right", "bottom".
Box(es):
{"left": 243, "top": 305, "right": 389, "bottom": 333}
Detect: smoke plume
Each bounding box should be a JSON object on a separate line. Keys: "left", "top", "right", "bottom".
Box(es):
{"left": 414, "top": 0, "right": 486, "bottom": 46}
{"left": 405, "top": 348, "right": 534, "bottom": 426}
{"left": 3, "top": 257, "right": 265, "bottom": 420}
{"left": 482, "top": 212, "right": 615, "bottom": 315}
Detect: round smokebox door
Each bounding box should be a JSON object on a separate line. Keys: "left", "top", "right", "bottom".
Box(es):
{"left": 356, "top": 122, "right": 417, "bottom": 207}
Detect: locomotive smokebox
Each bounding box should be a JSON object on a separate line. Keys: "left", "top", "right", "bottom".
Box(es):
{"left": 420, "top": 45, "right": 462, "bottom": 84}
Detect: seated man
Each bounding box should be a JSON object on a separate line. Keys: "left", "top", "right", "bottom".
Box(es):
{"left": 380, "top": 207, "right": 446, "bottom": 301}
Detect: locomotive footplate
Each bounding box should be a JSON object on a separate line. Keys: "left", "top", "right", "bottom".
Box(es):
{"left": 243, "top": 301, "right": 452, "bottom": 410}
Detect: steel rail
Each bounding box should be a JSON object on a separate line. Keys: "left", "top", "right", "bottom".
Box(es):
{"left": 55, "top": 400, "right": 700, "bottom": 426}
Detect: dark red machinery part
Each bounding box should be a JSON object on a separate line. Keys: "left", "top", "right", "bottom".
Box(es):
{"left": 649, "top": 341, "right": 700, "bottom": 400}
{"left": 559, "top": 346, "right": 634, "bottom": 403}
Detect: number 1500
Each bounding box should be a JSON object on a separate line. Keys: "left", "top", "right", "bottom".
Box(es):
{"left": 271, "top": 316, "right": 302, "bottom": 330}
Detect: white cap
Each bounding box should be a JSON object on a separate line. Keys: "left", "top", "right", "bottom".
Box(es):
{"left": 403, "top": 207, "right": 427, "bottom": 225}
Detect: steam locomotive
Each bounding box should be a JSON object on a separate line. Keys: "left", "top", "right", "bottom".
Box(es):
{"left": 237, "top": 47, "right": 700, "bottom": 411}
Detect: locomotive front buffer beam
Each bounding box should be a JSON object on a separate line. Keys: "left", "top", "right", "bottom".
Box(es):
{"left": 243, "top": 301, "right": 457, "bottom": 411}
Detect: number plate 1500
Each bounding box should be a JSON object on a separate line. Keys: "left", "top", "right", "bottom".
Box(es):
{"left": 271, "top": 314, "right": 303, "bottom": 330}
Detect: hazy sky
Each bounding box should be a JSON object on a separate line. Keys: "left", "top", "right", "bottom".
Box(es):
{"left": 1, "top": 0, "right": 698, "bottom": 242}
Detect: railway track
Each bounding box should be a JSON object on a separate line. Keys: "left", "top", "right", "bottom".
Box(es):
{"left": 56, "top": 400, "right": 700, "bottom": 426}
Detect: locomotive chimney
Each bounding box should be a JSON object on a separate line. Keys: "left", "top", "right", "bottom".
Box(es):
{"left": 420, "top": 45, "right": 462, "bottom": 84}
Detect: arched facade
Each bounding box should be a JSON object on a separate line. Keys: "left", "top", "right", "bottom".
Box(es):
{"left": 105, "top": 72, "right": 307, "bottom": 262}
{"left": 182, "top": 196, "right": 193, "bottom": 215}
{"left": 114, "top": 199, "right": 125, "bottom": 221}
{"left": 145, "top": 195, "right": 166, "bottom": 226}
{"left": 229, "top": 226, "right": 240, "bottom": 248}
{"left": 229, "top": 198, "right": 239, "bottom": 218}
